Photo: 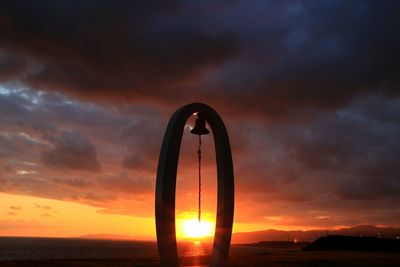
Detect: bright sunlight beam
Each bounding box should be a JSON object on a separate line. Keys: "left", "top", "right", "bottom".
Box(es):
{"left": 182, "top": 219, "right": 213, "bottom": 239}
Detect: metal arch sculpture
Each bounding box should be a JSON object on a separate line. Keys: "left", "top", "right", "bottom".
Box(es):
{"left": 155, "top": 103, "right": 235, "bottom": 267}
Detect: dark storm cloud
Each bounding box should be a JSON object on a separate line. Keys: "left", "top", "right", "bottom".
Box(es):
{"left": 234, "top": 96, "right": 400, "bottom": 200}
{"left": 200, "top": 0, "right": 400, "bottom": 118}
{"left": 0, "top": 0, "right": 236, "bottom": 103}
{"left": 0, "top": 131, "right": 49, "bottom": 161}
{"left": 119, "top": 116, "right": 164, "bottom": 172}
{"left": 41, "top": 131, "right": 101, "bottom": 172}
{"left": 0, "top": 87, "right": 159, "bottom": 212}
{"left": 0, "top": 0, "right": 400, "bottom": 227}
{"left": 230, "top": 95, "right": 400, "bottom": 225}
{"left": 0, "top": 53, "right": 26, "bottom": 82}
{"left": 0, "top": 0, "right": 399, "bottom": 118}
{"left": 279, "top": 96, "right": 400, "bottom": 201}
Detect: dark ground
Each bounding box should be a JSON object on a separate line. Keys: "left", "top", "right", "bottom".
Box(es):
{"left": 1, "top": 248, "right": 400, "bottom": 267}
{"left": 1, "top": 237, "right": 400, "bottom": 267}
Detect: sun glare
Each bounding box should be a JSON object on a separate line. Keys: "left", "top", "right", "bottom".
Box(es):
{"left": 182, "top": 219, "right": 213, "bottom": 239}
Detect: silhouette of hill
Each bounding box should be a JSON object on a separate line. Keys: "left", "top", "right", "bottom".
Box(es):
{"left": 243, "top": 240, "right": 310, "bottom": 249}
{"left": 305, "top": 235, "right": 400, "bottom": 251}
{"left": 78, "top": 233, "right": 139, "bottom": 241}
{"left": 76, "top": 225, "right": 400, "bottom": 244}
{"left": 232, "top": 225, "right": 400, "bottom": 243}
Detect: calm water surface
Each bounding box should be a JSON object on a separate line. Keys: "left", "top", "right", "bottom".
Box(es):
{"left": 0, "top": 237, "right": 212, "bottom": 261}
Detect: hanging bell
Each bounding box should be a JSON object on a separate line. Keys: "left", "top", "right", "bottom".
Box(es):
{"left": 190, "top": 115, "right": 210, "bottom": 135}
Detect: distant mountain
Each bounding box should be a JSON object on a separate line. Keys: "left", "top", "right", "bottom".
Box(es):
{"left": 76, "top": 225, "right": 400, "bottom": 244}
{"left": 78, "top": 233, "right": 141, "bottom": 241}
{"left": 232, "top": 225, "right": 400, "bottom": 244}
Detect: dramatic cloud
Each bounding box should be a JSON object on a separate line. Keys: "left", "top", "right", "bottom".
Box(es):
{"left": 0, "top": 1, "right": 399, "bottom": 230}
{"left": 230, "top": 94, "right": 400, "bottom": 218}
{"left": 41, "top": 131, "right": 101, "bottom": 172}
{"left": 0, "top": 53, "right": 26, "bottom": 82}
{"left": 0, "top": 1, "right": 236, "bottom": 105}
{"left": 0, "top": 88, "right": 158, "bottom": 215}
{"left": 0, "top": 1, "right": 399, "bottom": 119}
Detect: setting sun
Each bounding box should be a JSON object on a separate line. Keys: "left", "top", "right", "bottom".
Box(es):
{"left": 182, "top": 219, "right": 214, "bottom": 239}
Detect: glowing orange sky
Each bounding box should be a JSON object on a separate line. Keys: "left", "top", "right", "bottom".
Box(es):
{"left": 0, "top": 124, "right": 272, "bottom": 239}
{"left": 1, "top": 1, "right": 400, "bottom": 238}
{"left": 1, "top": 87, "right": 400, "bottom": 239}
{"left": 0, "top": 192, "right": 273, "bottom": 240}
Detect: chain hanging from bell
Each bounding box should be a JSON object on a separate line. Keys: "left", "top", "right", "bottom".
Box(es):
{"left": 190, "top": 113, "right": 209, "bottom": 222}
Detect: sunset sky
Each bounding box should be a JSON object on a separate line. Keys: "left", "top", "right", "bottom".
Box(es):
{"left": 0, "top": 1, "right": 400, "bottom": 240}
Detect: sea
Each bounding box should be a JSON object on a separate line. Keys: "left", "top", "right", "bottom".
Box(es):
{"left": 0, "top": 237, "right": 213, "bottom": 261}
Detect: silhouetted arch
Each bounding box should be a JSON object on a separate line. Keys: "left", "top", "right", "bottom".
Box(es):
{"left": 155, "top": 103, "right": 234, "bottom": 267}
